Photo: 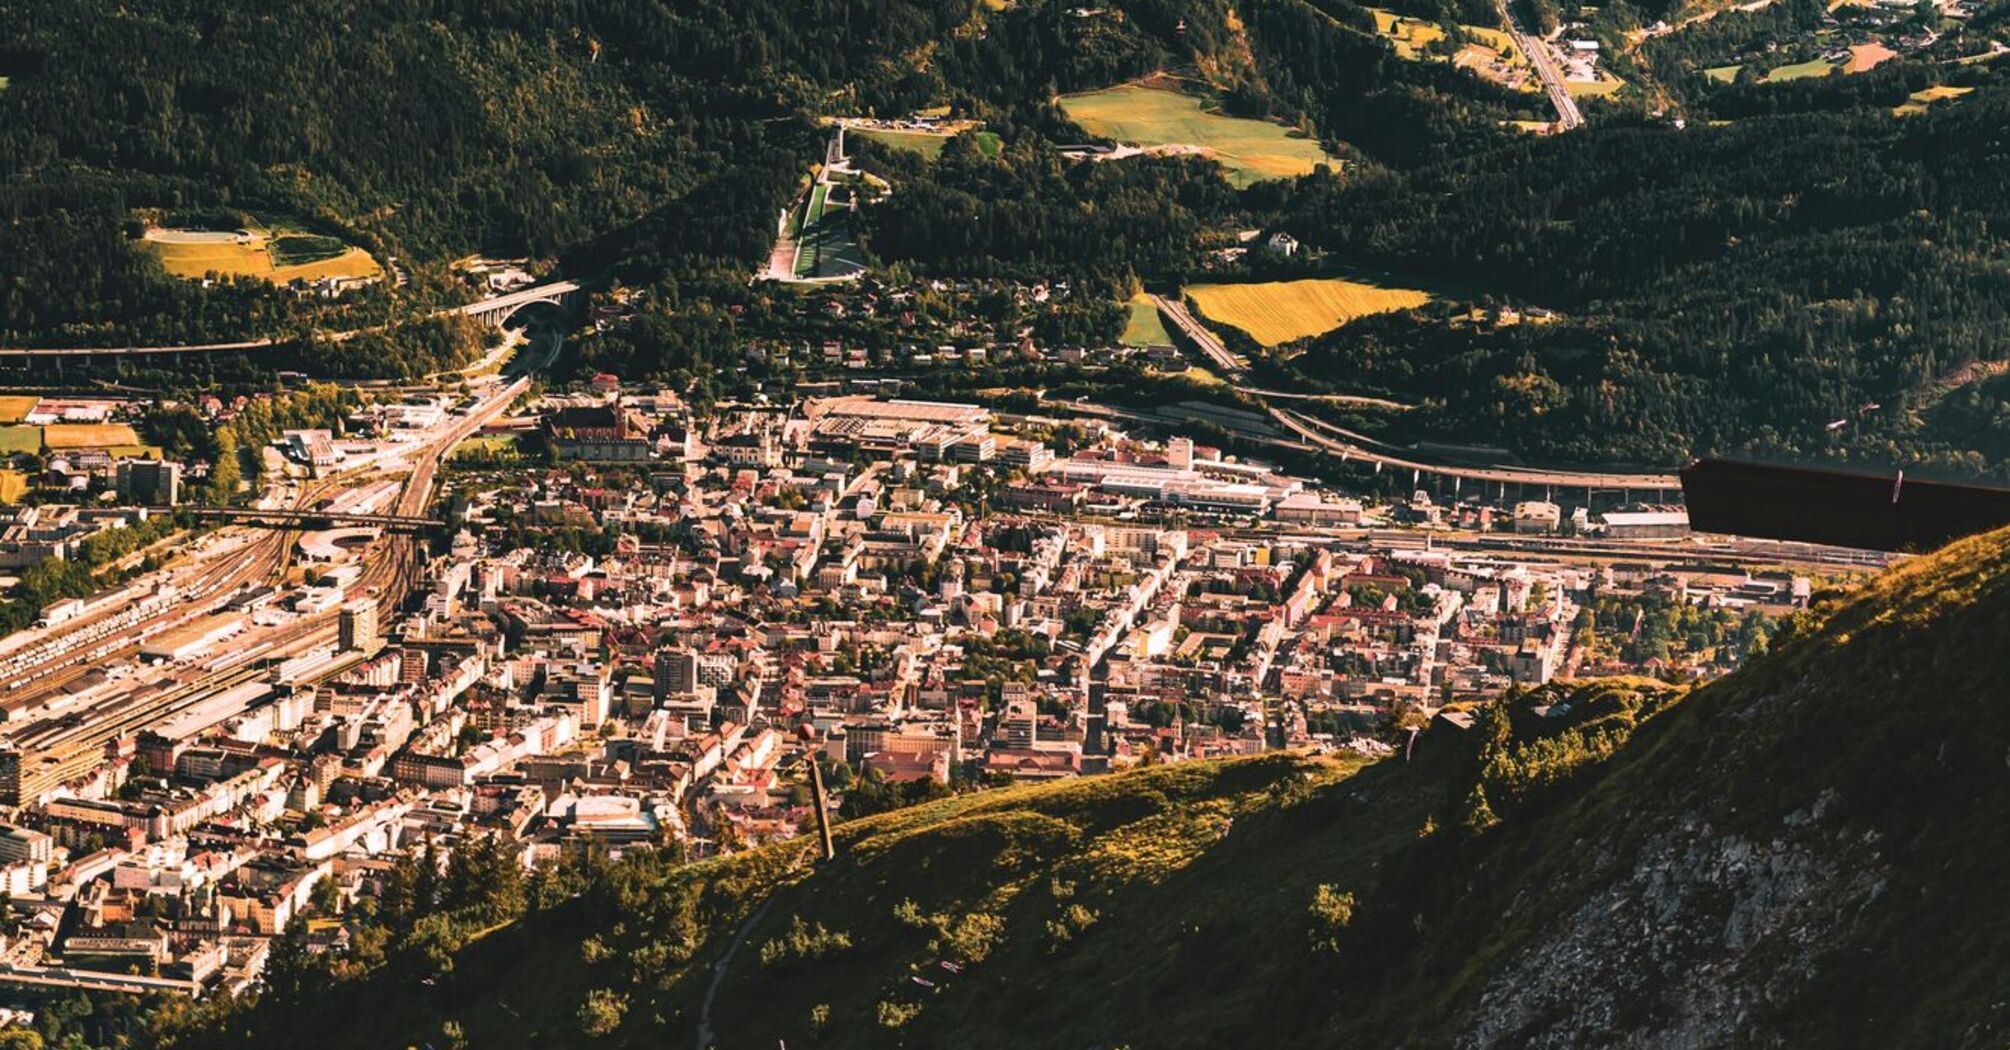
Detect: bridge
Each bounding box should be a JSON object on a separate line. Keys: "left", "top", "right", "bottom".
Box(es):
{"left": 0, "top": 278, "right": 591, "bottom": 359}
{"left": 458, "top": 278, "right": 586, "bottom": 326}
{"left": 167, "top": 507, "right": 447, "bottom": 530}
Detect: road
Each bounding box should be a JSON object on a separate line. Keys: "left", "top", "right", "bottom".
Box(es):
{"left": 1270, "top": 405, "right": 1681, "bottom": 493}
{"left": 0, "top": 279, "right": 584, "bottom": 357}
{"left": 1038, "top": 395, "right": 1683, "bottom": 494}
{"left": 1498, "top": 0, "right": 1584, "bottom": 130}
{"left": 1150, "top": 294, "right": 1246, "bottom": 375}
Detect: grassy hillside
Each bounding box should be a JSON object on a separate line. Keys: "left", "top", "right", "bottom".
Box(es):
{"left": 156, "top": 525, "right": 2010, "bottom": 1050}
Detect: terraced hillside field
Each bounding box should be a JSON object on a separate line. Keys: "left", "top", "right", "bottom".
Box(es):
{"left": 1187, "top": 277, "right": 1432, "bottom": 346}
{"left": 1058, "top": 84, "right": 1342, "bottom": 188}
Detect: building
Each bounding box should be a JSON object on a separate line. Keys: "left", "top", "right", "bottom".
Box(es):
{"left": 116, "top": 460, "right": 182, "bottom": 506}
{"left": 1601, "top": 509, "right": 1690, "bottom": 540}
{"left": 284, "top": 430, "right": 342, "bottom": 471}
{"left": 339, "top": 601, "right": 380, "bottom": 652}
{"left": 1512, "top": 501, "right": 1563, "bottom": 534}
{"left": 544, "top": 406, "right": 652, "bottom": 462}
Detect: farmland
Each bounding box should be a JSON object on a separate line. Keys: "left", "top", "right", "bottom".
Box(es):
{"left": 142, "top": 226, "right": 381, "bottom": 284}
{"left": 1119, "top": 293, "right": 1174, "bottom": 347}
{"left": 1186, "top": 276, "right": 1432, "bottom": 347}
{"left": 1057, "top": 84, "right": 1342, "bottom": 188}
{"left": 0, "top": 397, "right": 38, "bottom": 424}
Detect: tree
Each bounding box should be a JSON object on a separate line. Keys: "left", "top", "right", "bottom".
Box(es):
{"left": 575, "top": 989, "right": 628, "bottom": 1038}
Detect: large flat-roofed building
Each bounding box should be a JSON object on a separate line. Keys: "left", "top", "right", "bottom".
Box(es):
{"left": 116, "top": 459, "right": 182, "bottom": 506}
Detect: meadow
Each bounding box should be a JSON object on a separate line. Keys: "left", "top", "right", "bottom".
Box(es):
{"left": 1895, "top": 84, "right": 1973, "bottom": 115}
{"left": 1119, "top": 293, "right": 1174, "bottom": 347}
{"left": 1186, "top": 276, "right": 1432, "bottom": 347}
{"left": 143, "top": 226, "right": 381, "bottom": 284}
{"left": 1057, "top": 84, "right": 1342, "bottom": 188}
{"left": 0, "top": 428, "right": 40, "bottom": 455}
{"left": 0, "top": 397, "right": 39, "bottom": 424}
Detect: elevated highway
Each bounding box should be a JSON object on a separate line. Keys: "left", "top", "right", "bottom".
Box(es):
{"left": 0, "top": 278, "right": 588, "bottom": 359}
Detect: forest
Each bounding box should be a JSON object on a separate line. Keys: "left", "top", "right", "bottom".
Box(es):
{"left": 1264, "top": 90, "right": 2010, "bottom": 473}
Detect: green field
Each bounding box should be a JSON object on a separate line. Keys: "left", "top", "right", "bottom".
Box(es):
{"left": 1762, "top": 57, "right": 1841, "bottom": 82}
{"left": 1119, "top": 293, "right": 1174, "bottom": 347}
{"left": 1057, "top": 84, "right": 1342, "bottom": 188}
{"left": 1187, "top": 276, "right": 1433, "bottom": 347}
{"left": 0, "top": 427, "right": 41, "bottom": 455}
{"left": 1704, "top": 64, "right": 1742, "bottom": 82}
{"left": 855, "top": 128, "right": 951, "bottom": 159}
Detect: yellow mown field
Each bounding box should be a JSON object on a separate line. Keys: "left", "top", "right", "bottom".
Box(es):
{"left": 42, "top": 423, "right": 142, "bottom": 448}
{"left": 0, "top": 397, "right": 39, "bottom": 424}
{"left": 1058, "top": 84, "right": 1342, "bottom": 188}
{"left": 1187, "top": 277, "right": 1432, "bottom": 347}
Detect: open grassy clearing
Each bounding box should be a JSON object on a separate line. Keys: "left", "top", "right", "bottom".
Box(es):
{"left": 1057, "top": 84, "right": 1341, "bottom": 188}
{"left": 1895, "top": 83, "right": 1973, "bottom": 114}
{"left": 42, "top": 423, "right": 142, "bottom": 449}
{"left": 450, "top": 433, "right": 522, "bottom": 459}
{"left": 0, "top": 428, "right": 41, "bottom": 455}
{"left": 1186, "top": 276, "right": 1433, "bottom": 347}
{"left": 855, "top": 128, "right": 952, "bottom": 159}
{"left": 1371, "top": 8, "right": 1446, "bottom": 59}
{"left": 1763, "top": 56, "right": 1840, "bottom": 81}
{"left": 0, "top": 471, "right": 25, "bottom": 503}
{"left": 1120, "top": 293, "right": 1174, "bottom": 347}
{"left": 0, "top": 397, "right": 38, "bottom": 424}
{"left": 142, "top": 226, "right": 381, "bottom": 284}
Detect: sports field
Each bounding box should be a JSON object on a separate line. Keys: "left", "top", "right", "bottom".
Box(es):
{"left": 793, "top": 182, "right": 867, "bottom": 280}
{"left": 143, "top": 227, "right": 381, "bottom": 284}
{"left": 42, "top": 423, "right": 143, "bottom": 449}
{"left": 1120, "top": 293, "right": 1174, "bottom": 347}
{"left": 1186, "top": 277, "right": 1432, "bottom": 347}
{"left": 1894, "top": 84, "right": 1973, "bottom": 115}
{"left": 1058, "top": 84, "right": 1342, "bottom": 188}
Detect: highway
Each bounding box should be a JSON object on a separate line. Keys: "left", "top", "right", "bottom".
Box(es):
{"left": 1498, "top": 0, "right": 1584, "bottom": 130}
{"left": 0, "top": 278, "right": 584, "bottom": 357}
{"left": 1151, "top": 294, "right": 1246, "bottom": 375}
{"left": 1270, "top": 405, "right": 1682, "bottom": 493}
